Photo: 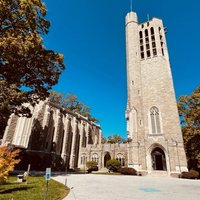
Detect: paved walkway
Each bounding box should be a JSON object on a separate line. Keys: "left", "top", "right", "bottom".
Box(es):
{"left": 53, "top": 174, "right": 200, "bottom": 200}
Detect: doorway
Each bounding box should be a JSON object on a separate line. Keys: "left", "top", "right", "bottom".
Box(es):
{"left": 104, "top": 152, "right": 111, "bottom": 167}
{"left": 151, "top": 147, "right": 167, "bottom": 171}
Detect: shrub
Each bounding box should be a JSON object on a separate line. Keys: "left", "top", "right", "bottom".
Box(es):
{"left": 118, "top": 167, "right": 137, "bottom": 175}
{"left": 0, "top": 146, "right": 20, "bottom": 184}
{"left": 180, "top": 170, "right": 199, "bottom": 179}
{"left": 106, "top": 159, "right": 121, "bottom": 172}
{"left": 87, "top": 166, "right": 98, "bottom": 173}
{"left": 86, "top": 161, "right": 98, "bottom": 169}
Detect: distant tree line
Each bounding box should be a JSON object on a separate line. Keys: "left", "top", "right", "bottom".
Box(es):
{"left": 101, "top": 134, "right": 127, "bottom": 144}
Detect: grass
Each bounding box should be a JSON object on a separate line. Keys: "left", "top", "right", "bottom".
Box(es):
{"left": 0, "top": 176, "right": 70, "bottom": 200}
{"left": 92, "top": 172, "right": 121, "bottom": 175}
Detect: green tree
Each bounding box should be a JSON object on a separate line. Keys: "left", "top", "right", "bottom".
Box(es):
{"left": 178, "top": 86, "right": 200, "bottom": 170}
{"left": 106, "top": 159, "right": 121, "bottom": 171}
{"left": 49, "top": 92, "right": 99, "bottom": 123}
{"left": 86, "top": 161, "right": 98, "bottom": 169}
{"left": 0, "top": 0, "right": 65, "bottom": 136}
{"left": 107, "top": 134, "right": 126, "bottom": 144}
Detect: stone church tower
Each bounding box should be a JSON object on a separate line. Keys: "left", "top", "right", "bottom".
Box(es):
{"left": 125, "top": 11, "right": 188, "bottom": 174}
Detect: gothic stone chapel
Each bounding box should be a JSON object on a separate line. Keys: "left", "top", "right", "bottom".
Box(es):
{"left": 1, "top": 11, "right": 188, "bottom": 175}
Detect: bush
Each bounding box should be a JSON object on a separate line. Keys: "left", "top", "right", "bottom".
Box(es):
{"left": 87, "top": 166, "right": 98, "bottom": 173}
{"left": 180, "top": 170, "right": 199, "bottom": 179}
{"left": 106, "top": 159, "right": 121, "bottom": 172}
{"left": 0, "top": 146, "right": 20, "bottom": 184}
{"left": 118, "top": 167, "right": 137, "bottom": 175}
{"left": 86, "top": 161, "right": 98, "bottom": 169}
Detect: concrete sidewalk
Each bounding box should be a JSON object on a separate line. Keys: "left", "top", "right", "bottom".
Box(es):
{"left": 53, "top": 174, "right": 200, "bottom": 200}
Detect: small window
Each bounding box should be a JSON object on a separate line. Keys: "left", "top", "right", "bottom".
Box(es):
{"left": 145, "top": 37, "right": 149, "bottom": 43}
{"left": 145, "top": 29, "right": 148, "bottom": 37}
{"left": 139, "top": 31, "right": 143, "bottom": 39}
{"left": 150, "top": 27, "right": 154, "bottom": 35}
{"left": 151, "top": 35, "right": 155, "bottom": 41}
{"left": 162, "top": 48, "right": 164, "bottom": 56}
{"left": 152, "top": 42, "right": 156, "bottom": 48}
{"left": 140, "top": 39, "right": 143, "bottom": 45}
{"left": 140, "top": 46, "right": 144, "bottom": 51}
{"left": 147, "top": 50, "right": 151, "bottom": 57}
{"left": 141, "top": 52, "right": 145, "bottom": 59}
{"left": 153, "top": 49, "right": 157, "bottom": 56}
{"left": 146, "top": 44, "right": 150, "bottom": 50}
{"left": 147, "top": 22, "right": 150, "bottom": 27}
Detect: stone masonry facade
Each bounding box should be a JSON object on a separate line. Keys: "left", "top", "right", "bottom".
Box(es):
{"left": 125, "top": 11, "right": 188, "bottom": 174}
{"left": 2, "top": 100, "right": 127, "bottom": 170}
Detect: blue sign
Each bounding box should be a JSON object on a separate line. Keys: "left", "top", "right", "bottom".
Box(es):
{"left": 45, "top": 168, "right": 51, "bottom": 181}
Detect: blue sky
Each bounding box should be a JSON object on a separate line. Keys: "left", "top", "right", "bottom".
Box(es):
{"left": 42, "top": 0, "right": 200, "bottom": 138}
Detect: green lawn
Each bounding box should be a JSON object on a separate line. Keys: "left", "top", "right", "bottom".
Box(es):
{"left": 92, "top": 172, "right": 121, "bottom": 175}
{"left": 0, "top": 176, "right": 69, "bottom": 200}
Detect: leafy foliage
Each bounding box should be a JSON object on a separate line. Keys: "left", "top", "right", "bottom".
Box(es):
{"left": 86, "top": 161, "right": 98, "bottom": 169}
{"left": 49, "top": 92, "right": 99, "bottom": 123}
{"left": 0, "top": 146, "right": 20, "bottom": 184}
{"left": 118, "top": 167, "right": 137, "bottom": 175}
{"left": 0, "top": 0, "right": 64, "bottom": 136}
{"left": 178, "top": 86, "right": 200, "bottom": 170}
{"left": 180, "top": 169, "right": 199, "bottom": 179}
{"left": 106, "top": 159, "right": 121, "bottom": 170}
{"left": 102, "top": 134, "right": 126, "bottom": 144}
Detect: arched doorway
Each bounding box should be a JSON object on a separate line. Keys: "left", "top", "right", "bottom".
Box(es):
{"left": 104, "top": 152, "right": 111, "bottom": 167}
{"left": 151, "top": 147, "right": 167, "bottom": 171}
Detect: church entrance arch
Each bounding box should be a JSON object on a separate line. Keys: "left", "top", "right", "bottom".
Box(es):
{"left": 151, "top": 147, "right": 167, "bottom": 171}
{"left": 104, "top": 152, "right": 111, "bottom": 167}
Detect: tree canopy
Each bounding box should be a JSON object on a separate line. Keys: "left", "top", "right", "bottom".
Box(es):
{"left": 178, "top": 86, "right": 200, "bottom": 171}
{"left": 49, "top": 92, "right": 99, "bottom": 123}
{"left": 102, "top": 134, "right": 126, "bottom": 144}
{"left": 0, "top": 0, "right": 65, "bottom": 136}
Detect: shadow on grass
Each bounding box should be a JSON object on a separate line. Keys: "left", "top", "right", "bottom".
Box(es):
{"left": 0, "top": 186, "right": 33, "bottom": 194}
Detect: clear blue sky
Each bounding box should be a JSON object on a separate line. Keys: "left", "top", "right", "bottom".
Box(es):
{"left": 42, "top": 0, "right": 200, "bottom": 138}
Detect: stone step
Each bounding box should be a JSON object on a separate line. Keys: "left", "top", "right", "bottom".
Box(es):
{"left": 98, "top": 168, "right": 108, "bottom": 172}
{"left": 148, "top": 170, "right": 169, "bottom": 177}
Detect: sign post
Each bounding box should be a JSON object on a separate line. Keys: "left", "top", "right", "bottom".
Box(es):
{"left": 44, "top": 168, "right": 51, "bottom": 200}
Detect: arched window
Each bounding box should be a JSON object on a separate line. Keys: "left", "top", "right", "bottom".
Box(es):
{"left": 81, "top": 154, "right": 87, "bottom": 165}
{"left": 150, "top": 107, "right": 161, "bottom": 134}
{"left": 92, "top": 153, "right": 99, "bottom": 163}
{"left": 139, "top": 31, "right": 143, "bottom": 39}
{"left": 116, "top": 154, "right": 125, "bottom": 166}
{"left": 145, "top": 29, "right": 148, "bottom": 37}
{"left": 150, "top": 27, "right": 154, "bottom": 35}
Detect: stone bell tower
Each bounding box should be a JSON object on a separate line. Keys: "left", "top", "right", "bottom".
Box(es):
{"left": 125, "top": 11, "right": 188, "bottom": 174}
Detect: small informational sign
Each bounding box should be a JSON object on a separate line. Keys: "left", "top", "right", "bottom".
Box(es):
{"left": 45, "top": 168, "right": 51, "bottom": 181}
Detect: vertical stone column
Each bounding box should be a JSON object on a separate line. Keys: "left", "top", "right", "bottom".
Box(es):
{"left": 98, "top": 129, "right": 102, "bottom": 145}
{"left": 53, "top": 109, "right": 60, "bottom": 143}
{"left": 2, "top": 114, "right": 17, "bottom": 145}
{"left": 61, "top": 116, "right": 70, "bottom": 163}
{"left": 77, "top": 121, "right": 86, "bottom": 167}
{"left": 69, "top": 118, "right": 78, "bottom": 169}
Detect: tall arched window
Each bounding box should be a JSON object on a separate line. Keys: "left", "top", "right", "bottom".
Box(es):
{"left": 92, "top": 153, "right": 99, "bottom": 163}
{"left": 81, "top": 154, "right": 87, "bottom": 165}
{"left": 150, "top": 107, "right": 161, "bottom": 134}
{"left": 116, "top": 154, "right": 125, "bottom": 166}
